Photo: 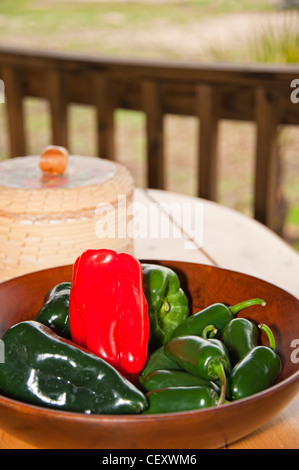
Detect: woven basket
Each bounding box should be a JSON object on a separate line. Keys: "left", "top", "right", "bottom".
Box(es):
{"left": 0, "top": 155, "right": 134, "bottom": 282}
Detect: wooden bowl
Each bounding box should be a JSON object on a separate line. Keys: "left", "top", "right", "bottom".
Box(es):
{"left": 0, "top": 260, "right": 298, "bottom": 449}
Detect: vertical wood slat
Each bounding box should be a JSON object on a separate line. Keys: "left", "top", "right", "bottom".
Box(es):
{"left": 196, "top": 84, "right": 219, "bottom": 201}
{"left": 143, "top": 80, "right": 164, "bottom": 189}
{"left": 1, "top": 66, "right": 26, "bottom": 157}
{"left": 47, "top": 70, "right": 68, "bottom": 148}
{"left": 94, "top": 74, "right": 115, "bottom": 160}
{"left": 254, "top": 87, "right": 280, "bottom": 230}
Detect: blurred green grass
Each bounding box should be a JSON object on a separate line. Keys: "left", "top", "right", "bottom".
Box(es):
{"left": 209, "top": 8, "right": 299, "bottom": 63}
{"left": 206, "top": 8, "right": 299, "bottom": 248}
{"left": 0, "top": 0, "right": 275, "bottom": 57}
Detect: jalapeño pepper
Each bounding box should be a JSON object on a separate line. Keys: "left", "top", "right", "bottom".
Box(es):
{"left": 222, "top": 317, "right": 258, "bottom": 365}
{"left": 164, "top": 335, "right": 231, "bottom": 405}
{"left": 142, "top": 264, "right": 189, "bottom": 351}
{"left": 140, "top": 369, "right": 220, "bottom": 393}
{"left": 227, "top": 323, "right": 281, "bottom": 401}
{"left": 140, "top": 345, "right": 182, "bottom": 383}
{"left": 143, "top": 386, "right": 220, "bottom": 414}
{"left": 0, "top": 321, "right": 148, "bottom": 414}
{"left": 171, "top": 298, "right": 266, "bottom": 339}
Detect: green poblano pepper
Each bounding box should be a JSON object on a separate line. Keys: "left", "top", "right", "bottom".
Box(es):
{"left": 0, "top": 321, "right": 148, "bottom": 415}
{"left": 142, "top": 264, "right": 189, "bottom": 351}
{"left": 35, "top": 285, "right": 71, "bottom": 340}
{"left": 43, "top": 282, "right": 71, "bottom": 303}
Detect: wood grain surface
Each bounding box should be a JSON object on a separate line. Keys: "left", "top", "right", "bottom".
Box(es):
{"left": 0, "top": 188, "right": 298, "bottom": 449}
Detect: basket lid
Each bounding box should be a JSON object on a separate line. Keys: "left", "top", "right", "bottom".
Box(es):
{"left": 0, "top": 155, "right": 133, "bottom": 217}
{"left": 0, "top": 155, "right": 117, "bottom": 189}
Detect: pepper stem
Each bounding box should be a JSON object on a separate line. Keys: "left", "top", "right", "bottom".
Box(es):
{"left": 258, "top": 323, "right": 277, "bottom": 351}
{"left": 212, "top": 362, "right": 226, "bottom": 406}
{"left": 229, "top": 298, "right": 266, "bottom": 315}
{"left": 202, "top": 324, "right": 218, "bottom": 339}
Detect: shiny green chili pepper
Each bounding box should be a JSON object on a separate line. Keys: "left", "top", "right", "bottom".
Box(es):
{"left": 140, "top": 369, "right": 220, "bottom": 393}
{"left": 35, "top": 284, "right": 71, "bottom": 340}
{"left": 140, "top": 345, "right": 182, "bottom": 383}
{"left": 143, "top": 386, "right": 220, "bottom": 414}
{"left": 227, "top": 323, "right": 281, "bottom": 401}
{"left": 0, "top": 321, "right": 148, "bottom": 414}
{"left": 222, "top": 317, "right": 258, "bottom": 366}
{"left": 202, "top": 324, "right": 218, "bottom": 339}
{"left": 142, "top": 264, "right": 189, "bottom": 351}
{"left": 44, "top": 282, "right": 71, "bottom": 302}
{"left": 164, "top": 335, "right": 231, "bottom": 405}
{"left": 171, "top": 298, "right": 266, "bottom": 339}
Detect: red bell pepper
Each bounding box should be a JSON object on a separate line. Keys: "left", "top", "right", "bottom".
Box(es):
{"left": 69, "top": 249, "right": 149, "bottom": 376}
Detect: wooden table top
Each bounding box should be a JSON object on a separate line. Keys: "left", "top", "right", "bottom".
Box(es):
{"left": 0, "top": 188, "right": 298, "bottom": 449}
{"left": 133, "top": 189, "right": 299, "bottom": 450}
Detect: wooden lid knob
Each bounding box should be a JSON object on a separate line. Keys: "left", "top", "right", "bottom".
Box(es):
{"left": 39, "top": 145, "right": 69, "bottom": 175}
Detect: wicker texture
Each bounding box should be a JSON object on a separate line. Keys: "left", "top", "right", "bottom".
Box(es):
{"left": 0, "top": 158, "right": 134, "bottom": 282}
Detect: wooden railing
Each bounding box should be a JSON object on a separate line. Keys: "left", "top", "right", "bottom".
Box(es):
{"left": 1, "top": 46, "right": 299, "bottom": 231}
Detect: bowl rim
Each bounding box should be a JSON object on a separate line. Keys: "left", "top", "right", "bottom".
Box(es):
{"left": 2, "top": 258, "right": 299, "bottom": 301}
{"left": 0, "top": 260, "right": 298, "bottom": 422}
